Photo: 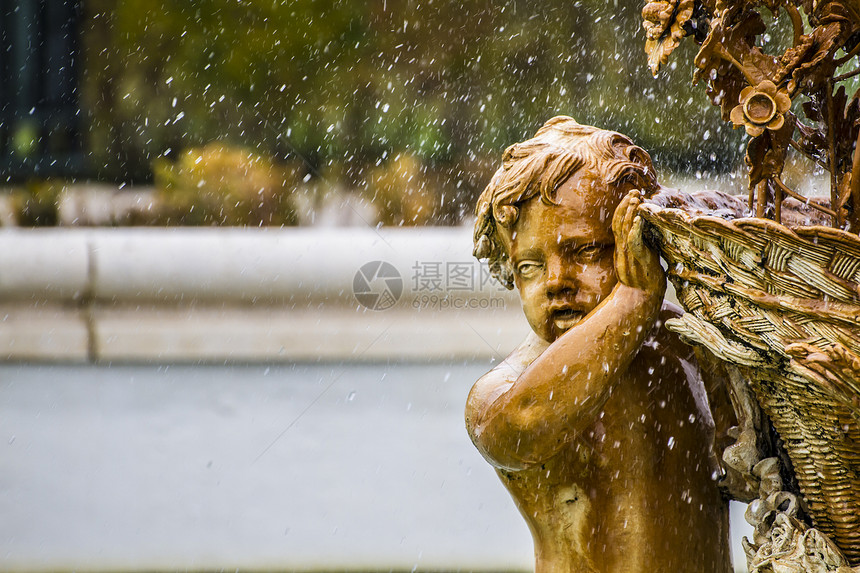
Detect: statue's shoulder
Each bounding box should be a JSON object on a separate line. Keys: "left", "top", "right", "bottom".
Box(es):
{"left": 465, "top": 331, "right": 547, "bottom": 437}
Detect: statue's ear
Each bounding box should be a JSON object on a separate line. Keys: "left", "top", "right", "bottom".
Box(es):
{"left": 626, "top": 147, "right": 658, "bottom": 195}
{"left": 616, "top": 173, "right": 646, "bottom": 196}
{"left": 618, "top": 167, "right": 656, "bottom": 197}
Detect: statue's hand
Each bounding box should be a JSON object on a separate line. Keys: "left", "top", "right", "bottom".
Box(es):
{"left": 612, "top": 190, "right": 666, "bottom": 296}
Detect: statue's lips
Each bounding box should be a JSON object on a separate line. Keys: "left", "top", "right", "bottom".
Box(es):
{"left": 551, "top": 308, "right": 583, "bottom": 332}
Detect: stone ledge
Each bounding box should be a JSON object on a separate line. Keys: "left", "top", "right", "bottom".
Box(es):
{"left": 0, "top": 227, "right": 517, "bottom": 304}
{"left": 0, "top": 227, "right": 524, "bottom": 362}
{"left": 0, "top": 304, "right": 528, "bottom": 363}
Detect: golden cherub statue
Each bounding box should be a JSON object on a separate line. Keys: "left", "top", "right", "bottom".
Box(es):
{"left": 466, "top": 116, "right": 736, "bottom": 572}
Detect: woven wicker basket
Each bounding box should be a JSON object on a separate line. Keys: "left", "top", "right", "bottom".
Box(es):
{"left": 639, "top": 195, "right": 860, "bottom": 564}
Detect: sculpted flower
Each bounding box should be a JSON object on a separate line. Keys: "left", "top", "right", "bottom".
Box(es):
{"left": 730, "top": 80, "right": 792, "bottom": 137}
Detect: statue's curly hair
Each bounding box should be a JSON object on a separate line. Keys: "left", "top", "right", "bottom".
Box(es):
{"left": 472, "top": 116, "right": 658, "bottom": 289}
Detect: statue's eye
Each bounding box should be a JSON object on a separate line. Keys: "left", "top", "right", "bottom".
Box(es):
{"left": 516, "top": 261, "right": 542, "bottom": 279}
{"left": 577, "top": 244, "right": 606, "bottom": 261}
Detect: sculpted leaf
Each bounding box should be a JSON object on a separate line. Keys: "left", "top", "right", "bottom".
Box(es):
{"left": 643, "top": 0, "right": 695, "bottom": 74}
{"left": 784, "top": 24, "right": 844, "bottom": 92}
{"left": 745, "top": 113, "right": 796, "bottom": 187}
{"left": 706, "top": 62, "right": 748, "bottom": 121}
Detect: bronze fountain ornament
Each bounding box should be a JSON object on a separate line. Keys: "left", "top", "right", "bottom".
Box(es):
{"left": 468, "top": 0, "right": 860, "bottom": 570}
{"left": 467, "top": 117, "right": 737, "bottom": 572}
{"left": 642, "top": 0, "right": 860, "bottom": 229}
{"left": 639, "top": 0, "right": 860, "bottom": 569}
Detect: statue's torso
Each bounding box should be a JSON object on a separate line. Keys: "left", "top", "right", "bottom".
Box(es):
{"left": 495, "top": 333, "right": 732, "bottom": 573}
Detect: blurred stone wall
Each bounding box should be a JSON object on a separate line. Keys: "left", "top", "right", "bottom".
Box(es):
{"left": 0, "top": 227, "right": 526, "bottom": 362}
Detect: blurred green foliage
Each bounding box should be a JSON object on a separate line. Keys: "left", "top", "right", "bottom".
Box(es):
{"left": 153, "top": 143, "right": 299, "bottom": 225}
{"left": 364, "top": 153, "right": 436, "bottom": 226}
{"left": 80, "top": 0, "right": 744, "bottom": 223}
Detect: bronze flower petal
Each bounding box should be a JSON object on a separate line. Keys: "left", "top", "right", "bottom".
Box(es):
{"left": 730, "top": 104, "right": 747, "bottom": 127}
{"left": 739, "top": 86, "right": 756, "bottom": 104}
{"left": 775, "top": 92, "right": 791, "bottom": 114}
{"left": 746, "top": 123, "right": 766, "bottom": 137}
{"left": 768, "top": 113, "right": 785, "bottom": 132}
{"left": 757, "top": 79, "right": 779, "bottom": 97}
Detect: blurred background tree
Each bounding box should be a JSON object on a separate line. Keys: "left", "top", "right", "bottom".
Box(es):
{"left": 5, "top": 0, "right": 746, "bottom": 224}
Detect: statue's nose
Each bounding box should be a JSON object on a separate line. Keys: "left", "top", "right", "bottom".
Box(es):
{"left": 545, "top": 256, "right": 577, "bottom": 296}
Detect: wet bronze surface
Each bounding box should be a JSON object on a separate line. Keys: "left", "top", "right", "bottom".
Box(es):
{"left": 467, "top": 117, "right": 732, "bottom": 572}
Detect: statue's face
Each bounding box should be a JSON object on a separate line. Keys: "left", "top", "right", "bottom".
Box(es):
{"left": 505, "top": 171, "right": 618, "bottom": 342}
